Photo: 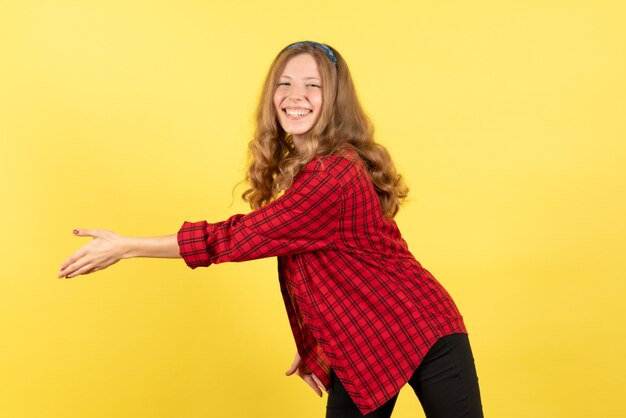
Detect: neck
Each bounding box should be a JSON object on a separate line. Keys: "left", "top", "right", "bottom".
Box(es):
{"left": 291, "top": 134, "right": 308, "bottom": 154}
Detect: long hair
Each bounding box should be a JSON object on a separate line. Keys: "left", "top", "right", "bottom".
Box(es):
{"left": 242, "top": 42, "right": 409, "bottom": 218}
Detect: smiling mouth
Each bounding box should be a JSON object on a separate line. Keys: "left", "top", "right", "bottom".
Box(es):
{"left": 283, "top": 108, "right": 312, "bottom": 118}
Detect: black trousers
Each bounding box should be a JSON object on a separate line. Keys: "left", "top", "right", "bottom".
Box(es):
{"left": 325, "top": 333, "right": 484, "bottom": 418}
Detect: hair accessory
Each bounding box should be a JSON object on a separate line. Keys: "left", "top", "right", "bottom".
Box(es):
{"left": 287, "top": 41, "right": 338, "bottom": 67}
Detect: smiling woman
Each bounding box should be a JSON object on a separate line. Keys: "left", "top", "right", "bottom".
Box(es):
{"left": 58, "top": 40, "right": 483, "bottom": 418}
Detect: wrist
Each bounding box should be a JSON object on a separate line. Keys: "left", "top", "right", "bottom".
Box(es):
{"left": 116, "top": 234, "right": 180, "bottom": 259}
{"left": 120, "top": 236, "right": 137, "bottom": 259}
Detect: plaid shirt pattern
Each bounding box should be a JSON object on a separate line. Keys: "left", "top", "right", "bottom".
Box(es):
{"left": 177, "top": 148, "right": 467, "bottom": 415}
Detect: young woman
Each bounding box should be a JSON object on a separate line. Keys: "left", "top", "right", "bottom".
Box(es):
{"left": 58, "top": 41, "right": 484, "bottom": 418}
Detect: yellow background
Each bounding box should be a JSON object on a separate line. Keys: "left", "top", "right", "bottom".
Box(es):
{"left": 1, "top": 1, "right": 624, "bottom": 417}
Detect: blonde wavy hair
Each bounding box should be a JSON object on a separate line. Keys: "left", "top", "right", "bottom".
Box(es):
{"left": 242, "top": 41, "right": 409, "bottom": 218}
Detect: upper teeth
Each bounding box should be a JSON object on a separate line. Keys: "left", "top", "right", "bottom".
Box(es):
{"left": 286, "top": 109, "right": 310, "bottom": 117}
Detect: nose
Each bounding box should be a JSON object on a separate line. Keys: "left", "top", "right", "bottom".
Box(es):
{"left": 287, "top": 84, "right": 306, "bottom": 101}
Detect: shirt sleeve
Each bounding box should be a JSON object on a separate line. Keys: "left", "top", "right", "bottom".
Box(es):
{"left": 177, "top": 168, "right": 344, "bottom": 268}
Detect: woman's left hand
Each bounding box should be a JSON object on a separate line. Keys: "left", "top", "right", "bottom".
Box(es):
{"left": 285, "top": 352, "right": 326, "bottom": 397}
{"left": 58, "top": 228, "right": 128, "bottom": 279}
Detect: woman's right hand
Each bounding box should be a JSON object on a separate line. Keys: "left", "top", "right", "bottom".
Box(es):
{"left": 285, "top": 352, "right": 326, "bottom": 397}
{"left": 58, "top": 228, "right": 128, "bottom": 279}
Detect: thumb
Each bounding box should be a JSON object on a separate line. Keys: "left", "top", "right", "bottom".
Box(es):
{"left": 285, "top": 363, "right": 297, "bottom": 376}
{"left": 73, "top": 228, "right": 96, "bottom": 237}
{"left": 285, "top": 356, "right": 300, "bottom": 376}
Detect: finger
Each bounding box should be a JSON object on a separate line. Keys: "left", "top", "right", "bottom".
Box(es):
{"left": 82, "top": 257, "right": 117, "bottom": 276}
{"left": 62, "top": 258, "right": 94, "bottom": 278}
{"left": 311, "top": 373, "right": 327, "bottom": 394}
{"left": 64, "top": 265, "right": 93, "bottom": 279}
{"left": 59, "top": 252, "right": 87, "bottom": 276}
{"left": 73, "top": 228, "right": 98, "bottom": 238}
{"left": 285, "top": 353, "right": 301, "bottom": 375}
{"left": 285, "top": 363, "right": 297, "bottom": 376}
{"left": 301, "top": 374, "right": 323, "bottom": 397}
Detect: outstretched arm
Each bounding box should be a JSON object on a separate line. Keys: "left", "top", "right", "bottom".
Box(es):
{"left": 58, "top": 228, "right": 180, "bottom": 279}
{"left": 59, "top": 161, "right": 345, "bottom": 278}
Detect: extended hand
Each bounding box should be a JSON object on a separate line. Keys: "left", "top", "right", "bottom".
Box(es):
{"left": 58, "top": 229, "right": 128, "bottom": 279}
{"left": 285, "top": 352, "right": 326, "bottom": 397}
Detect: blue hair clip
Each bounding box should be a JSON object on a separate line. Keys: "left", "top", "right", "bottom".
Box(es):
{"left": 287, "top": 41, "right": 338, "bottom": 67}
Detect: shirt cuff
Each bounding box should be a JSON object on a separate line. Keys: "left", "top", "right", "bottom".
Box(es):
{"left": 177, "top": 220, "right": 212, "bottom": 269}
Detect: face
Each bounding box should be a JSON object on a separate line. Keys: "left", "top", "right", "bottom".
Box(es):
{"left": 273, "top": 53, "right": 324, "bottom": 148}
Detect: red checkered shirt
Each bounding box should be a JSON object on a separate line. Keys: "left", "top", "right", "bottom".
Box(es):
{"left": 177, "top": 147, "right": 467, "bottom": 415}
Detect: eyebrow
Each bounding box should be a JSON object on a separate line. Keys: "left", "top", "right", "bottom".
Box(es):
{"left": 279, "top": 75, "right": 321, "bottom": 81}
